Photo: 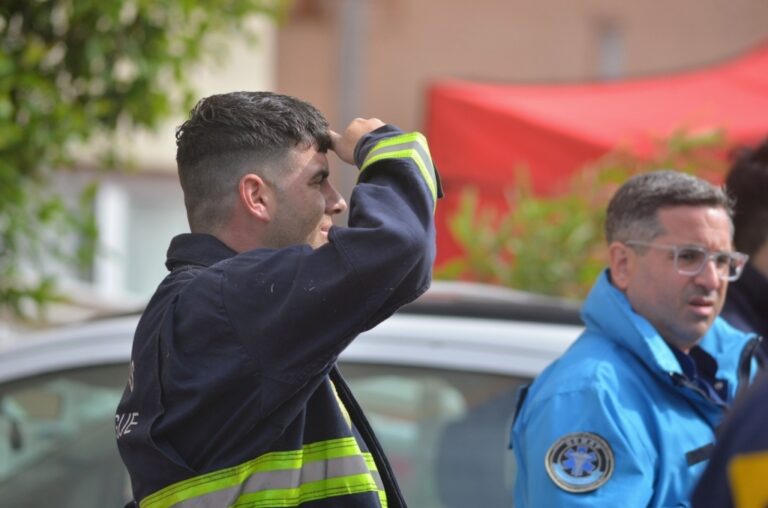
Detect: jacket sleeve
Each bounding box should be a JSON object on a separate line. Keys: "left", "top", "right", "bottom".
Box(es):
{"left": 340, "top": 124, "right": 442, "bottom": 326}
{"left": 512, "top": 386, "right": 657, "bottom": 507}
{"left": 217, "top": 125, "right": 441, "bottom": 391}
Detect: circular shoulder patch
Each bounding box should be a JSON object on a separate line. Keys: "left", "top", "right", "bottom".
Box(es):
{"left": 545, "top": 432, "right": 614, "bottom": 493}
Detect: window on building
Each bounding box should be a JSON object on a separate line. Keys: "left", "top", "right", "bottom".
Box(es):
{"left": 596, "top": 21, "right": 625, "bottom": 80}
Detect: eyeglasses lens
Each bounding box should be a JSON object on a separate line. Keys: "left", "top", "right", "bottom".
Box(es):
{"left": 675, "top": 248, "right": 743, "bottom": 280}
{"left": 675, "top": 248, "right": 704, "bottom": 272}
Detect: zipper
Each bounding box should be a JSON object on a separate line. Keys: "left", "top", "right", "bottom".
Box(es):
{"left": 669, "top": 372, "right": 728, "bottom": 410}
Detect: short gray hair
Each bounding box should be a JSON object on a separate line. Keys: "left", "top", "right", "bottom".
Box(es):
{"left": 605, "top": 170, "right": 733, "bottom": 244}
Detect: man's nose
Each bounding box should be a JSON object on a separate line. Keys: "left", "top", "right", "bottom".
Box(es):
{"left": 694, "top": 258, "right": 724, "bottom": 290}
{"left": 326, "top": 185, "right": 347, "bottom": 215}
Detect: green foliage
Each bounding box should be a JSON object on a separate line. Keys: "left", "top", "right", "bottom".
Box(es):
{"left": 436, "top": 129, "right": 730, "bottom": 299}
{"left": 0, "top": 0, "right": 283, "bottom": 320}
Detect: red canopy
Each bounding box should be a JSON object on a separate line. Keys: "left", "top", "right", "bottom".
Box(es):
{"left": 426, "top": 42, "right": 768, "bottom": 265}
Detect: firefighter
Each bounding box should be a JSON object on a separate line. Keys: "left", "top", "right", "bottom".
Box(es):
{"left": 115, "top": 91, "right": 441, "bottom": 507}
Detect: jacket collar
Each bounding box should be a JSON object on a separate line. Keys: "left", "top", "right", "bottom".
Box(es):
{"left": 165, "top": 233, "right": 237, "bottom": 271}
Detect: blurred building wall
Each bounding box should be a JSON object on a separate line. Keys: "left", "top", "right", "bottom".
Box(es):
{"left": 275, "top": 0, "right": 768, "bottom": 132}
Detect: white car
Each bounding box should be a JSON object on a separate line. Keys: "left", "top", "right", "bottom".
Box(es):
{"left": 0, "top": 281, "right": 582, "bottom": 508}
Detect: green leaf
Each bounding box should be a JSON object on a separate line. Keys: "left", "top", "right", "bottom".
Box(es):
{"left": 437, "top": 130, "right": 729, "bottom": 299}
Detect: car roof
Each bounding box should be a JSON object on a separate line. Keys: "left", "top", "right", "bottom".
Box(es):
{"left": 0, "top": 315, "right": 137, "bottom": 384}
{"left": 0, "top": 282, "right": 583, "bottom": 383}
{"left": 400, "top": 281, "right": 583, "bottom": 325}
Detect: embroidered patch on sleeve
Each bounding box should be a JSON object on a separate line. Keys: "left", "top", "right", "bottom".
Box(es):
{"left": 545, "top": 432, "right": 614, "bottom": 493}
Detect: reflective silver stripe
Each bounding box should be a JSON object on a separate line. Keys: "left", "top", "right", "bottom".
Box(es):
{"left": 369, "top": 141, "right": 434, "bottom": 180}
{"left": 360, "top": 133, "right": 438, "bottom": 204}
{"left": 168, "top": 455, "right": 383, "bottom": 508}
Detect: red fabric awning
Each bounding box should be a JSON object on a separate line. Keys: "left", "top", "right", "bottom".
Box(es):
{"left": 426, "top": 42, "right": 768, "bottom": 265}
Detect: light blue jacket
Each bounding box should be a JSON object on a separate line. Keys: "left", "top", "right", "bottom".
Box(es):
{"left": 511, "top": 270, "right": 756, "bottom": 507}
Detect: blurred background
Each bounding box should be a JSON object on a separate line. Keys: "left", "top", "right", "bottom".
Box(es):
{"left": 2, "top": 0, "right": 768, "bottom": 326}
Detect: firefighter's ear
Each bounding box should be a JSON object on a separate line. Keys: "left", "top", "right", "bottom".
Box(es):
{"left": 609, "top": 241, "right": 633, "bottom": 290}
{"left": 238, "top": 173, "right": 273, "bottom": 222}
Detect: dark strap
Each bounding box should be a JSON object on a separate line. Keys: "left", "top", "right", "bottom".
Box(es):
{"left": 737, "top": 336, "right": 766, "bottom": 397}
{"left": 686, "top": 443, "right": 715, "bottom": 466}
{"left": 757, "top": 335, "right": 768, "bottom": 366}
{"left": 512, "top": 385, "right": 530, "bottom": 424}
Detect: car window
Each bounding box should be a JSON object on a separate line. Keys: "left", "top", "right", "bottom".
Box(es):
{"left": 0, "top": 364, "right": 130, "bottom": 508}
{"left": 339, "top": 362, "right": 528, "bottom": 508}
{"left": 0, "top": 361, "right": 528, "bottom": 508}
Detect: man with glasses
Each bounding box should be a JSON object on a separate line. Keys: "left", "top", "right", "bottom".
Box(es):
{"left": 511, "top": 170, "right": 760, "bottom": 507}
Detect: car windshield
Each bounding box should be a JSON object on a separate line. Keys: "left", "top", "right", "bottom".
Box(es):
{"left": 0, "top": 360, "right": 527, "bottom": 507}
{"left": 0, "top": 365, "right": 131, "bottom": 507}
{"left": 340, "top": 362, "right": 525, "bottom": 507}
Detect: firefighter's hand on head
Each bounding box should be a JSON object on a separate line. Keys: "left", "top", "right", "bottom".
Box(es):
{"left": 330, "top": 118, "right": 385, "bottom": 165}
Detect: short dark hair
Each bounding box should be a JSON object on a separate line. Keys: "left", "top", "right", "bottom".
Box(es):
{"left": 605, "top": 170, "right": 733, "bottom": 244}
{"left": 175, "top": 91, "right": 331, "bottom": 232}
{"left": 725, "top": 137, "right": 768, "bottom": 256}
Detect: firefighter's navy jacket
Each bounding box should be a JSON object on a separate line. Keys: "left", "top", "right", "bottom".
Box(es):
{"left": 115, "top": 125, "right": 441, "bottom": 507}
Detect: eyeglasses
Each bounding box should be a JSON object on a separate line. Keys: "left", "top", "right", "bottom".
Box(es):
{"left": 624, "top": 240, "right": 749, "bottom": 281}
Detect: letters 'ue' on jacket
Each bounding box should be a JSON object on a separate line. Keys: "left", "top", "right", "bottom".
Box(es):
{"left": 115, "top": 125, "right": 441, "bottom": 508}
{"left": 511, "top": 270, "right": 759, "bottom": 508}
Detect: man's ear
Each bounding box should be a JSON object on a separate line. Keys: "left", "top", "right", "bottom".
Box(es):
{"left": 238, "top": 173, "right": 272, "bottom": 222}
{"left": 608, "top": 241, "right": 632, "bottom": 291}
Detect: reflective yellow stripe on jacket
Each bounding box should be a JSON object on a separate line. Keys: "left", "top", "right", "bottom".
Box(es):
{"left": 729, "top": 450, "right": 768, "bottom": 508}
{"left": 360, "top": 132, "right": 438, "bottom": 208}
{"left": 140, "top": 437, "right": 387, "bottom": 508}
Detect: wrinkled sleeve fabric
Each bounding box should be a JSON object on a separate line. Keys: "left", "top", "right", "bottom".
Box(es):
{"left": 215, "top": 124, "right": 440, "bottom": 402}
